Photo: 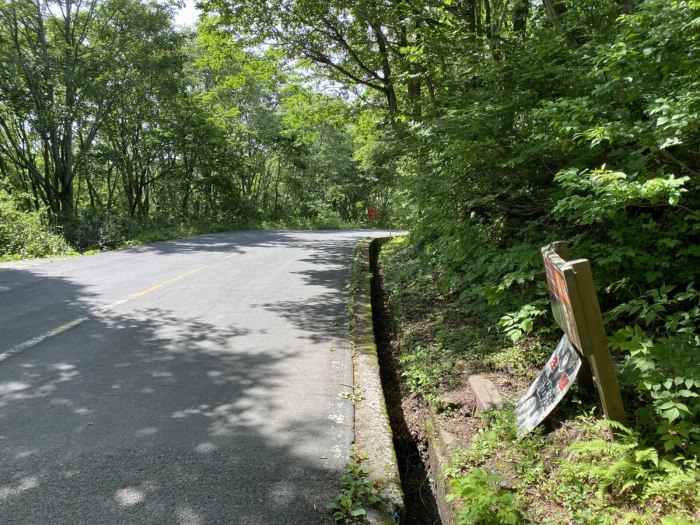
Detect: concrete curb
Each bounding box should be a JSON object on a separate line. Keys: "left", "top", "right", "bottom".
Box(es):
{"left": 351, "top": 238, "right": 404, "bottom": 524}
{"left": 425, "top": 413, "right": 461, "bottom": 525}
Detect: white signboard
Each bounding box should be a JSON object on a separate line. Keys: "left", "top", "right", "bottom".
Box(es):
{"left": 516, "top": 334, "right": 582, "bottom": 437}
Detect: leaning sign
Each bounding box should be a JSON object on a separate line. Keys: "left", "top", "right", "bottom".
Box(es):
{"left": 516, "top": 242, "right": 627, "bottom": 436}
{"left": 516, "top": 334, "right": 582, "bottom": 436}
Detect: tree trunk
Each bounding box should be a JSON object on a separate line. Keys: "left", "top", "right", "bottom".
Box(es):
{"left": 485, "top": 0, "right": 492, "bottom": 37}
{"left": 466, "top": 0, "right": 476, "bottom": 34}
{"left": 542, "top": 0, "right": 576, "bottom": 47}
{"left": 399, "top": 25, "right": 422, "bottom": 119}
{"left": 371, "top": 23, "right": 398, "bottom": 113}
{"left": 512, "top": 0, "right": 529, "bottom": 35}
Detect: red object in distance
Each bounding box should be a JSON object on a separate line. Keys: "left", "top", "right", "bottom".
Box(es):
{"left": 367, "top": 206, "right": 377, "bottom": 221}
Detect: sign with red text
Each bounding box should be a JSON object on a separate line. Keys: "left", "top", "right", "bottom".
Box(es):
{"left": 539, "top": 242, "right": 628, "bottom": 430}
{"left": 515, "top": 334, "right": 582, "bottom": 437}
{"left": 542, "top": 249, "right": 587, "bottom": 353}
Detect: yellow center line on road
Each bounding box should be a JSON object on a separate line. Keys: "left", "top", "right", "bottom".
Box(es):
{"left": 129, "top": 266, "right": 209, "bottom": 299}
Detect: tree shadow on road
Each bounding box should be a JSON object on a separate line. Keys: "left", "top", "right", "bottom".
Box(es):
{"left": 0, "top": 270, "right": 349, "bottom": 524}
{"left": 119, "top": 229, "right": 386, "bottom": 258}
{"left": 256, "top": 238, "right": 358, "bottom": 347}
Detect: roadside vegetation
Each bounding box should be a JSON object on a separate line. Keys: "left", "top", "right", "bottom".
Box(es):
{"left": 382, "top": 236, "right": 698, "bottom": 523}
{"left": 328, "top": 456, "right": 382, "bottom": 524}
{"left": 369, "top": 0, "right": 699, "bottom": 521}
{"left": 0, "top": 189, "right": 74, "bottom": 261}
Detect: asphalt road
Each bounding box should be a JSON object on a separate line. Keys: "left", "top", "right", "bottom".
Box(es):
{"left": 0, "top": 230, "right": 392, "bottom": 524}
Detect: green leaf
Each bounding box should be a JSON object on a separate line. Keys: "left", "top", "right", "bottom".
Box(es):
{"left": 664, "top": 407, "right": 681, "bottom": 422}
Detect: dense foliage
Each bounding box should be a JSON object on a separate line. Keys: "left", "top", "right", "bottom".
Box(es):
{"left": 0, "top": 0, "right": 388, "bottom": 253}
{"left": 382, "top": 238, "right": 699, "bottom": 522}
{"left": 0, "top": 189, "right": 73, "bottom": 260}
{"left": 388, "top": 0, "right": 700, "bottom": 461}
{"left": 351, "top": 0, "right": 697, "bottom": 519}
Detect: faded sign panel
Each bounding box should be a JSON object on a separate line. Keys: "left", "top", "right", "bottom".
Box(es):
{"left": 542, "top": 250, "right": 583, "bottom": 351}
{"left": 516, "top": 334, "right": 582, "bottom": 437}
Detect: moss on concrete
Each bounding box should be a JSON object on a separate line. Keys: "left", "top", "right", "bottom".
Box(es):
{"left": 349, "top": 238, "right": 404, "bottom": 524}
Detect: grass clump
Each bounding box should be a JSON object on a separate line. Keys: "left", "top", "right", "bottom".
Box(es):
{"left": 443, "top": 409, "right": 700, "bottom": 524}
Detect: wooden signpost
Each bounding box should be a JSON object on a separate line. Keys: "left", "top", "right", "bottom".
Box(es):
{"left": 540, "top": 241, "right": 627, "bottom": 428}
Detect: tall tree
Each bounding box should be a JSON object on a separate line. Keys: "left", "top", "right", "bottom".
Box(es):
{"left": 201, "top": 0, "right": 436, "bottom": 113}
{"left": 0, "top": 0, "right": 181, "bottom": 222}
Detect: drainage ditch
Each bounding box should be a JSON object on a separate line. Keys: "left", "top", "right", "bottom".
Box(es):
{"left": 369, "top": 240, "right": 442, "bottom": 525}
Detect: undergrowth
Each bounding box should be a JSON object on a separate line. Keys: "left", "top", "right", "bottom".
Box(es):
{"left": 443, "top": 411, "right": 700, "bottom": 524}
{"left": 380, "top": 236, "right": 549, "bottom": 402}
{"left": 1, "top": 192, "right": 373, "bottom": 261}
{"left": 0, "top": 190, "right": 75, "bottom": 261}
{"left": 379, "top": 236, "right": 700, "bottom": 523}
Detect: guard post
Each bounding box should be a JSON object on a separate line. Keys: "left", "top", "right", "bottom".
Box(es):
{"left": 541, "top": 241, "right": 628, "bottom": 428}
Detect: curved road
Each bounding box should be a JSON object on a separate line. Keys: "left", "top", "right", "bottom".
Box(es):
{"left": 0, "top": 230, "right": 390, "bottom": 524}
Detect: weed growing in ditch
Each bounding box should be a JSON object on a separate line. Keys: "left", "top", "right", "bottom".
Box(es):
{"left": 327, "top": 457, "right": 381, "bottom": 523}
{"left": 398, "top": 345, "right": 453, "bottom": 406}
{"left": 340, "top": 385, "right": 364, "bottom": 403}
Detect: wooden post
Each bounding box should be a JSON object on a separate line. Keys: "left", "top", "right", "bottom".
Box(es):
{"left": 541, "top": 242, "right": 628, "bottom": 428}
{"left": 569, "top": 259, "right": 628, "bottom": 427}
{"left": 549, "top": 240, "right": 570, "bottom": 260}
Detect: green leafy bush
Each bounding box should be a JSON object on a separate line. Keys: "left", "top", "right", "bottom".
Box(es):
{"left": 554, "top": 168, "right": 689, "bottom": 225}
{"left": 559, "top": 421, "right": 700, "bottom": 515}
{"left": 63, "top": 210, "right": 132, "bottom": 251}
{"left": 447, "top": 469, "right": 521, "bottom": 525}
{"left": 498, "top": 300, "right": 550, "bottom": 342}
{"left": 398, "top": 345, "right": 451, "bottom": 402}
{"left": 614, "top": 327, "right": 700, "bottom": 455}
{"left": 0, "top": 191, "right": 74, "bottom": 260}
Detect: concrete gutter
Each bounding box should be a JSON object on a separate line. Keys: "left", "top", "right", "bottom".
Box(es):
{"left": 352, "top": 235, "right": 491, "bottom": 525}
{"left": 351, "top": 238, "right": 404, "bottom": 524}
